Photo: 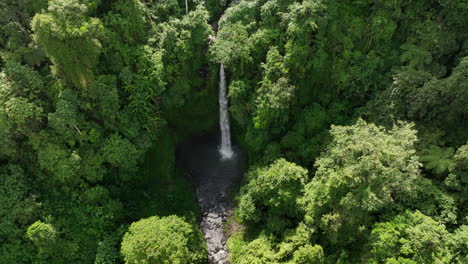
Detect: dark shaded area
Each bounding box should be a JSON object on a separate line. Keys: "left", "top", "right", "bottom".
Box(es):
{"left": 177, "top": 130, "right": 247, "bottom": 210}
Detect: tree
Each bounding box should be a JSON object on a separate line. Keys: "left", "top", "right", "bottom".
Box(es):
{"left": 279, "top": 103, "right": 331, "bottom": 167}
{"left": 236, "top": 158, "right": 308, "bottom": 232}
{"left": 36, "top": 142, "right": 81, "bottom": 185}
{"left": 0, "top": 56, "right": 45, "bottom": 100}
{"left": 228, "top": 234, "right": 279, "bottom": 264}
{"left": 155, "top": 4, "right": 212, "bottom": 112}
{"left": 398, "top": 176, "right": 457, "bottom": 225}
{"left": 101, "top": 0, "right": 148, "bottom": 73}
{"left": 0, "top": 165, "right": 39, "bottom": 263}
{"left": 420, "top": 146, "right": 455, "bottom": 175}
{"left": 2, "top": 97, "right": 43, "bottom": 134}
{"left": 293, "top": 244, "right": 324, "bottom": 264}
{"left": 32, "top": 0, "right": 104, "bottom": 89}
{"left": 94, "top": 227, "right": 126, "bottom": 264}
{"left": 301, "top": 119, "right": 421, "bottom": 246}
{"left": 283, "top": 0, "right": 325, "bottom": 77}
{"left": 101, "top": 133, "right": 142, "bottom": 174}
{"left": 210, "top": 22, "right": 252, "bottom": 73}
{"left": 148, "top": 0, "right": 182, "bottom": 22}
{"left": 446, "top": 143, "right": 468, "bottom": 223}
{"left": 368, "top": 57, "right": 468, "bottom": 144}
{"left": 104, "top": 0, "right": 148, "bottom": 46}
{"left": 0, "top": 0, "right": 47, "bottom": 53}
{"left": 26, "top": 221, "right": 58, "bottom": 254}
{"left": 119, "top": 46, "right": 165, "bottom": 129}
{"left": 0, "top": 58, "right": 46, "bottom": 159}
{"left": 254, "top": 47, "right": 295, "bottom": 130}
{"left": 363, "top": 211, "right": 452, "bottom": 264}
{"left": 228, "top": 223, "right": 324, "bottom": 264}
{"left": 26, "top": 220, "right": 79, "bottom": 263}
{"left": 121, "top": 215, "right": 206, "bottom": 264}
{"left": 448, "top": 225, "right": 468, "bottom": 264}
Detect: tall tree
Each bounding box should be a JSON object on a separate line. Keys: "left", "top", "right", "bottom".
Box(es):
{"left": 237, "top": 158, "right": 308, "bottom": 232}
{"left": 121, "top": 215, "right": 206, "bottom": 264}
{"left": 301, "top": 119, "right": 421, "bottom": 247}
{"left": 363, "top": 211, "right": 452, "bottom": 264}
{"left": 32, "top": 0, "right": 104, "bottom": 89}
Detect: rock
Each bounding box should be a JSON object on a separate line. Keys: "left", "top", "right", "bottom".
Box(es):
{"left": 189, "top": 149, "right": 245, "bottom": 264}
{"left": 213, "top": 250, "right": 228, "bottom": 262}
{"left": 207, "top": 212, "right": 218, "bottom": 218}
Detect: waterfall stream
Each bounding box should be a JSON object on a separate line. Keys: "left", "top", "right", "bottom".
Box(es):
{"left": 218, "top": 64, "right": 234, "bottom": 160}
{"left": 177, "top": 65, "right": 247, "bottom": 263}
{"left": 176, "top": 5, "right": 245, "bottom": 264}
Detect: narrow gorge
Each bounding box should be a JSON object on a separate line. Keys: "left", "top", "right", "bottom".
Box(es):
{"left": 178, "top": 3, "right": 246, "bottom": 263}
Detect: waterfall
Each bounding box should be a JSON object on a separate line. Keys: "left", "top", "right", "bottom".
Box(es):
{"left": 219, "top": 64, "right": 234, "bottom": 159}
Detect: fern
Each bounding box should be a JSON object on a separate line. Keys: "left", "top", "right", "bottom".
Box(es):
{"left": 23, "top": 47, "right": 46, "bottom": 67}
{"left": 421, "top": 146, "right": 455, "bottom": 175}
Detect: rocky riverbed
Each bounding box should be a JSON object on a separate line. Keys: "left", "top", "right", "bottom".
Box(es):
{"left": 177, "top": 133, "right": 246, "bottom": 264}
{"left": 198, "top": 196, "right": 231, "bottom": 263}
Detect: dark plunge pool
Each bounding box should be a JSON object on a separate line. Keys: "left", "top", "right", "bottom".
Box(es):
{"left": 177, "top": 130, "right": 247, "bottom": 209}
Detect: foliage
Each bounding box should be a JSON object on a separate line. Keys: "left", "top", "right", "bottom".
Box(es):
{"left": 399, "top": 176, "right": 457, "bottom": 225}
{"left": 228, "top": 223, "right": 324, "bottom": 264}
{"left": 292, "top": 244, "right": 324, "bottom": 264}
{"left": 0, "top": 0, "right": 467, "bottom": 263}
{"left": 210, "top": 22, "right": 252, "bottom": 72}
{"left": 105, "top": 0, "right": 148, "bottom": 46}
{"left": 365, "top": 57, "right": 468, "bottom": 145}
{"left": 421, "top": 146, "right": 455, "bottom": 175}
{"left": 301, "top": 119, "right": 421, "bottom": 247}
{"left": 447, "top": 143, "right": 468, "bottom": 223}
{"left": 101, "top": 133, "right": 142, "bottom": 173}
{"left": 120, "top": 47, "right": 165, "bottom": 129}
{"left": 0, "top": 165, "right": 38, "bottom": 263}
{"left": 363, "top": 211, "right": 452, "bottom": 264}
{"left": 121, "top": 215, "right": 206, "bottom": 264}
{"left": 26, "top": 220, "right": 79, "bottom": 263}
{"left": 2, "top": 1, "right": 215, "bottom": 263}
{"left": 32, "top": 0, "right": 104, "bottom": 89}
{"left": 94, "top": 226, "right": 126, "bottom": 264}
{"left": 448, "top": 225, "right": 468, "bottom": 264}
{"left": 236, "top": 158, "right": 308, "bottom": 232}
{"left": 26, "top": 221, "right": 58, "bottom": 255}
{"left": 254, "top": 47, "right": 295, "bottom": 129}
{"left": 228, "top": 233, "right": 279, "bottom": 264}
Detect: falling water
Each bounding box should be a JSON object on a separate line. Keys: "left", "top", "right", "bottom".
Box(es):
{"left": 219, "top": 64, "right": 234, "bottom": 159}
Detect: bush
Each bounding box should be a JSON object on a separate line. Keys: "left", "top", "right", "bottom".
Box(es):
{"left": 121, "top": 215, "right": 206, "bottom": 264}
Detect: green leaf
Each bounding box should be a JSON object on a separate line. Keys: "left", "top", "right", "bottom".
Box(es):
{"left": 421, "top": 146, "right": 455, "bottom": 175}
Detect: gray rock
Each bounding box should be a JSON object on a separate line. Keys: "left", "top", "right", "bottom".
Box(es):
{"left": 213, "top": 250, "right": 228, "bottom": 262}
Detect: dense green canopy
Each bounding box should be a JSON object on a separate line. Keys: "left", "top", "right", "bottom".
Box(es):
{"left": 121, "top": 215, "right": 206, "bottom": 264}
{"left": 0, "top": 0, "right": 466, "bottom": 263}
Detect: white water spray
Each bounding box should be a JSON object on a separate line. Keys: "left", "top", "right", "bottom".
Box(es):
{"left": 219, "top": 64, "right": 234, "bottom": 159}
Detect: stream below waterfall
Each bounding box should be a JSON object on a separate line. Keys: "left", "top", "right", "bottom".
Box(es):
{"left": 177, "top": 132, "right": 246, "bottom": 264}
{"left": 176, "top": 2, "right": 245, "bottom": 262}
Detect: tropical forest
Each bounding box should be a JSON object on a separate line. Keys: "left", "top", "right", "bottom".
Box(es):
{"left": 0, "top": 0, "right": 467, "bottom": 263}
